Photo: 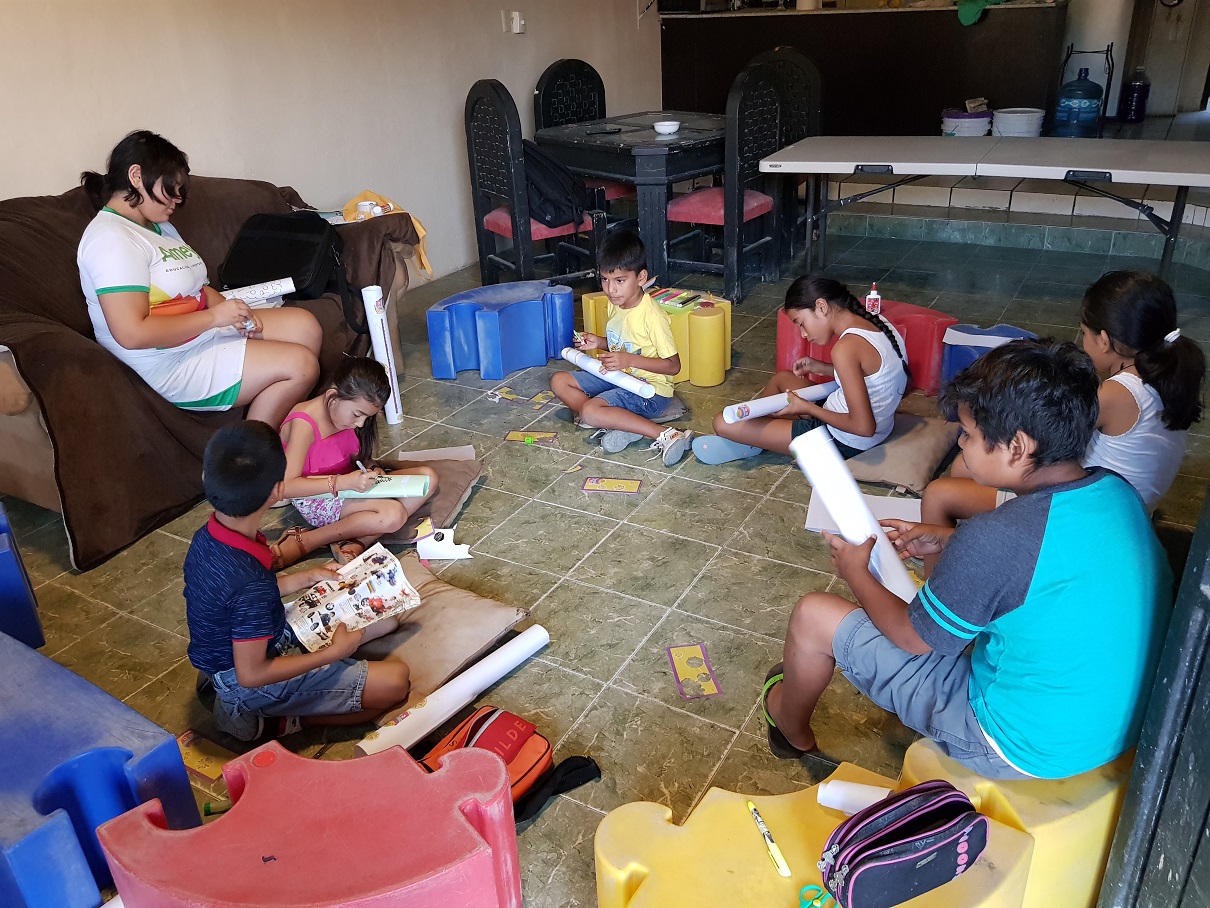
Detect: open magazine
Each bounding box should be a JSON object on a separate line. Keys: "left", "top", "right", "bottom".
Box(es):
{"left": 284, "top": 543, "right": 420, "bottom": 652}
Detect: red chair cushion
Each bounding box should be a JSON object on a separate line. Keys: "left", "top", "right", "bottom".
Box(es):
{"left": 585, "top": 178, "right": 636, "bottom": 202}
{"left": 484, "top": 206, "right": 594, "bottom": 240}
{"left": 666, "top": 187, "right": 774, "bottom": 227}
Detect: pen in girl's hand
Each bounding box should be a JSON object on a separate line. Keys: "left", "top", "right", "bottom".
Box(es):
{"left": 356, "top": 461, "right": 369, "bottom": 474}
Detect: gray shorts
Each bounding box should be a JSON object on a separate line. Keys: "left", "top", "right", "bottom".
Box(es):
{"left": 211, "top": 656, "right": 369, "bottom": 722}
{"left": 832, "top": 609, "right": 1031, "bottom": 780}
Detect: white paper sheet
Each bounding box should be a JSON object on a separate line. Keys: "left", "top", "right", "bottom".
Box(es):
{"left": 806, "top": 492, "right": 920, "bottom": 534}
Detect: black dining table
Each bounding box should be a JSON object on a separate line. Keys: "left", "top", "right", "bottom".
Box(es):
{"left": 534, "top": 110, "right": 726, "bottom": 282}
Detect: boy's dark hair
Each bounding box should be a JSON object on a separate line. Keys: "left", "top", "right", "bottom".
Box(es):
{"left": 597, "top": 229, "right": 647, "bottom": 275}
{"left": 940, "top": 338, "right": 1100, "bottom": 468}
{"left": 80, "top": 129, "right": 190, "bottom": 211}
{"left": 329, "top": 356, "right": 392, "bottom": 463}
{"left": 1082, "top": 270, "right": 1205, "bottom": 430}
{"left": 203, "top": 421, "right": 286, "bottom": 518}
{"left": 784, "top": 273, "right": 910, "bottom": 383}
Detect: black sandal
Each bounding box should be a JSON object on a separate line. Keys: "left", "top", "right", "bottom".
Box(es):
{"left": 761, "top": 663, "right": 815, "bottom": 760}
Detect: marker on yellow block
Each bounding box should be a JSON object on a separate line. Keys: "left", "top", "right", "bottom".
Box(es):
{"left": 747, "top": 800, "right": 792, "bottom": 877}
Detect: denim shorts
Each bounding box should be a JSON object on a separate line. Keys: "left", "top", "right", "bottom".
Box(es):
{"left": 572, "top": 370, "right": 671, "bottom": 420}
{"left": 832, "top": 609, "right": 1032, "bottom": 780}
{"left": 791, "top": 416, "right": 864, "bottom": 459}
{"left": 211, "top": 656, "right": 369, "bottom": 721}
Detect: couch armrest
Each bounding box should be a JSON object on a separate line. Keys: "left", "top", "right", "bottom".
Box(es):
{"left": 0, "top": 347, "right": 32, "bottom": 416}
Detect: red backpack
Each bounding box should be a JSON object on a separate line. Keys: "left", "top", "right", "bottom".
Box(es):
{"left": 419, "top": 706, "right": 600, "bottom": 823}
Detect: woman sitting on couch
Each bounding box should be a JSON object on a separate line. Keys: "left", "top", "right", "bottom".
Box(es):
{"left": 77, "top": 130, "right": 322, "bottom": 427}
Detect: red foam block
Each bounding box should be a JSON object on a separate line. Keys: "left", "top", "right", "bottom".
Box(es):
{"left": 775, "top": 299, "right": 957, "bottom": 396}
{"left": 98, "top": 742, "right": 521, "bottom": 908}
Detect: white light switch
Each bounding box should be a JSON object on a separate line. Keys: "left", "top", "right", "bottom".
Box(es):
{"left": 510, "top": 10, "right": 525, "bottom": 33}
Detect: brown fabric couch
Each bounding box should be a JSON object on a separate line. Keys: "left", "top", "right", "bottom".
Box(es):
{"left": 0, "top": 175, "right": 421, "bottom": 570}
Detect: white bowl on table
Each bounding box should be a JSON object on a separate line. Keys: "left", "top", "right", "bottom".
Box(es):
{"left": 653, "top": 120, "right": 681, "bottom": 135}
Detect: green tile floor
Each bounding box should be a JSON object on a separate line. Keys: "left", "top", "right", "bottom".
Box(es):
{"left": 8, "top": 237, "right": 1210, "bottom": 906}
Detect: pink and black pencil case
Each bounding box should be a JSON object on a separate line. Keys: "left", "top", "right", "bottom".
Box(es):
{"left": 818, "top": 779, "right": 988, "bottom": 908}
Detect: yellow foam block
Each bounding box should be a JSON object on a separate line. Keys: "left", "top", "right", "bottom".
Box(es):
{"left": 688, "top": 306, "right": 726, "bottom": 387}
{"left": 900, "top": 739, "right": 1133, "bottom": 908}
{"left": 595, "top": 761, "right": 1033, "bottom": 908}
{"left": 580, "top": 291, "right": 733, "bottom": 385}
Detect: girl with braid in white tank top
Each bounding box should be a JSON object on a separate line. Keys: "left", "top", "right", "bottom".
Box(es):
{"left": 693, "top": 275, "right": 909, "bottom": 464}
{"left": 922, "top": 271, "right": 1205, "bottom": 570}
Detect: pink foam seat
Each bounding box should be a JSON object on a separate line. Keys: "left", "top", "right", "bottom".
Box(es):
{"left": 98, "top": 742, "right": 521, "bottom": 908}
{"left": 484, "top": 206, "right": 594, "bottom": 241}
{"left": 585, "top": 178, "right": 636, "bottom": 201}
{"left": 666, "top": 186, "right": 774, "bottom": 227}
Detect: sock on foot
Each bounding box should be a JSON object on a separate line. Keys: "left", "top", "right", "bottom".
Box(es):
{"left": 692, "top": 435, "right": 763, "bottom": 465}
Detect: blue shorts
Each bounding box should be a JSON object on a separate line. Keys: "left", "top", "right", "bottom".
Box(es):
{"left": 572, "top": 370, "right": 671, "bottom": 420}
{"left": 832, "top": 609, "right": 1032, "bottom": 780}
{"left": 791, "top": 416, "right": 864, "bottom": 459}
{"left": 211, "top": 656, "right": 369, "bottom": 721}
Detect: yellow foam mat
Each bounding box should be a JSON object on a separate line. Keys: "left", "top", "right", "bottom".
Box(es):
{"left": 595, "top": 760, "right": 1034, "bottom": 908}
{"left": 900, "top": 739, "right": 1133, "bottom": 908}
{"left": 581, "top": 291, "right": 732, "bottom": 385}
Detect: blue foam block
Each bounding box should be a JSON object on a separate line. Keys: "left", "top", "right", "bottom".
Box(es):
{"left": 941, "top": 323, "right": 1039, "bottom": 388}
{"left": 0, "top": 632, "right": 199, "bottom": 908}
{"left": 0, "top": 504, "right": 43, "bottom": 650}
{"left": 427, "top": 282, "right": 574, "bottom": 380}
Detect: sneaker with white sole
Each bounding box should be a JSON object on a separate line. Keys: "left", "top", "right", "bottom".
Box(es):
{"left": 652, "top": 428, "right": 693, "bottom": 467}
{"left": 587, "top": 428, "right": 607, "bottom": 447}
{"left": 602, "top": 429, "right": 644, "bottom": 454}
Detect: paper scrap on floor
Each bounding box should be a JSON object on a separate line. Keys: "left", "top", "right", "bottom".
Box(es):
{"left": 177, "top": 730, "right": 237, "bottom": 782}
{"left": 806, "top": 493, "right": 921, "bottom": 534}
{"left": 414, "top": 517, "right": 472, "bottom": 560}
{"left": 667, "top": 643, "right": 721, "bottom": 700}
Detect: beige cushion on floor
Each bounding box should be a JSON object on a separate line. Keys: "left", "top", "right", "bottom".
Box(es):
{"left": 847, "top": 414, "right": 960, "bottom": 493}
{"left": 357, "top": 552, "right": 527, "bottom": 724}
{"left": 376, "top": 454, "right": 484, "bottom": 544}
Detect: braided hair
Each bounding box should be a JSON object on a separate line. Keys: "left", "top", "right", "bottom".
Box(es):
{"left": 784, "top": 274, "right": 910, "bottom": 384}
{"left": 1082, "top": 271, "right": 1205, "bottom": 430}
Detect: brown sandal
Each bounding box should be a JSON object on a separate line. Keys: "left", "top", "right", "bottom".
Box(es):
{"left": 269, "top": 527, "right": 309, "bottom": 571}
{"left": 330, "top": 539, "right": 366, "bottom": 565}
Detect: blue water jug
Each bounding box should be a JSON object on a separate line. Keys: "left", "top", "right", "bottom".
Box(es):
{"left": 1052, "top": 67, "right": 1103, "bottom": 138}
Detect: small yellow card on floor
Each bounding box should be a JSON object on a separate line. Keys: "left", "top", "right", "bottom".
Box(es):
{"left": 504, "top": 430, "right": 557, "bottom": 445}
{"left": 667, "top": 643, "right": 721, "bottom": 699}
{"left": 529, "top": 390, "right": 556, "bottom": 409}
{"left": 582, "top": 477, "right": 642, "bottom": 494}
{"left": 177, "top": 729, "right": 237, "bottom": 782}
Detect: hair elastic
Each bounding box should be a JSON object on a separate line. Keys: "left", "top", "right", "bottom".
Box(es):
{"left": 1164, "top": 328, "right": 1181, "bottom": 344}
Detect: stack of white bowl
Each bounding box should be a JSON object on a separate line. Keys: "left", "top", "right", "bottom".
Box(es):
{"left": 992, "top": 108, "right": 1045, "bottom": 137}
{"left": 941, "top": 109, "right": 992, "bottom": 137}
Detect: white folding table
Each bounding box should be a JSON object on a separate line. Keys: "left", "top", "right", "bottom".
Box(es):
{"left": 761, "top": 136, "right": 1210, "bottom": 279}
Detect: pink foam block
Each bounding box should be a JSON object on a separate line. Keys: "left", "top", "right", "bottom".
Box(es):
{"left": 98, "top": 742, "right": 521, "bottom": 908}
{"left": 776, "top": 299, "right": 958, "bottom": 396}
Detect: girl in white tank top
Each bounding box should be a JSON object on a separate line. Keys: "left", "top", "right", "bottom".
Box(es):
{"left": 693, "top": 275, "right": 909, "bottom": 465}
{"left": 922, "top": 271, "right": 1205, "bottom": 542}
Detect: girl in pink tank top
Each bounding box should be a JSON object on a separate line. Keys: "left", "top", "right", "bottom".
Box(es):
{"left": 271, "top": 357, "right": 438, "bottom": 569}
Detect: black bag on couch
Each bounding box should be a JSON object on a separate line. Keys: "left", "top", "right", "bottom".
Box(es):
{"left": 219, "top": 211, "right": 367, "bottom": 334}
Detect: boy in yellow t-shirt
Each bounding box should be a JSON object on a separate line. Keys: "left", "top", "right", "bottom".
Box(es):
{"left": 551, "top": 231, "right": 692, "bottom": 467}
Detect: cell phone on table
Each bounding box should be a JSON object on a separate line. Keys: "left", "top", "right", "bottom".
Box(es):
{"left": 585, "top": 126, "right": 622, "bottom": 135}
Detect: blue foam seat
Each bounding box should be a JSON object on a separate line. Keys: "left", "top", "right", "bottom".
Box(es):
{"left": 427, "top": 281, "right": 574, "bottom": 381}
{"left": 0, "top": 631, "right": 199, "bottom": 908}
{"left": 0, "top": 503, "right": 43, "bottom": 649}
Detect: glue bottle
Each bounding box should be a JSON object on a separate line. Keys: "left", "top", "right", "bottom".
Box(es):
{"left": 864, "top": 282, "right": 881, "bottom": 316}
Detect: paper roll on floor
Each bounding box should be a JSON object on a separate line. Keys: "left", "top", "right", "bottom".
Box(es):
{"left": 688, "top": 306, "right": 725, "bottom": 387}
{"left": 362, "top": 285, "right": 403, "bottom": 425}
{"left": 722, "top": 381, "right": 838, "bottom": 424}
{"left": 561, "top": 347, "right": 655, "bottom": 398}
{"left": 355, "top": 624, "right": 551, "bottom": 755}
{"left": 788, "top": 427, "right": 918, "bottom": 602}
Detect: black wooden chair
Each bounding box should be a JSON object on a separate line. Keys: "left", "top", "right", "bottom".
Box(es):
{"left": 465, "top": 79, "right": 605, "bottom": 285}
{"left": 665, "top": 62, "right": 784, "bottom": 303}
{"left": 748, "top": 46, "right": 823, "bottom": 263}
{"left": 533, "top": 59, "right": 636, "bottom": 204}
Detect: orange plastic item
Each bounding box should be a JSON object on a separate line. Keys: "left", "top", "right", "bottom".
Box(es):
{"left": 98, "top": 742, "right": 521, "bottom": 908}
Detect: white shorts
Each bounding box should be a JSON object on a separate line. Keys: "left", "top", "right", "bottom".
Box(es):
{"left": 129, "top": 327, "right": 248, "bottom": 411}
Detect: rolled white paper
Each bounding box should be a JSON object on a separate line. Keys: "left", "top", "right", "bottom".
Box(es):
{"left": 722, "top": 381, "right": 839, "bottom": 424}
{"left": 788, "top": 427, "right": 918, "bottom": 602}
{"left": 817, "top": 780, "right": 892, "bottom": 815}
{"left": 221, "top": 276, "right": 295, "bottom": 308}
{"left": 361, "top": 285, "right": 403, "bottom": 425}
{"left": 355, "top": 624, "right": 551, "bottom": 756}
{"left": 561, "top": 347, "right": 655, "bottom": 399}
